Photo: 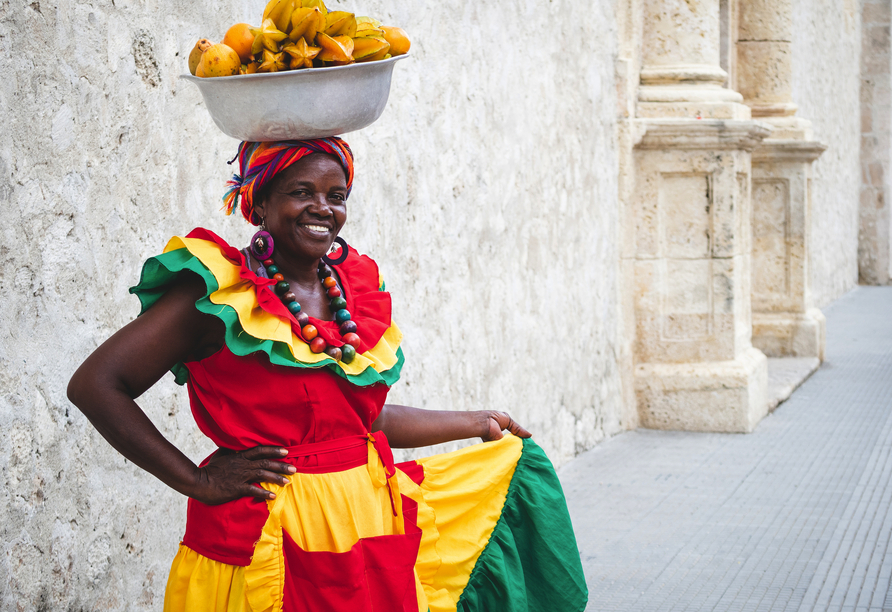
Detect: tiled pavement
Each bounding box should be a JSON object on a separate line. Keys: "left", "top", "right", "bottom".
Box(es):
{"left": 561, "top": 287, "right": 892, "bottom": 612}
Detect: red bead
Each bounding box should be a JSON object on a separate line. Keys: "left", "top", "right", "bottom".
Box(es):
{"left": 263, "top": 259, "right": 275, "bottom": 267}
{"left": 283, "top": 292, "right": 297, "bottom": 302}
{"left": 339, "top": 320, "right": 357, "bottom": 335}
{"left": 327, "top": 286, "right": 341, "bottom": 298}
{"left": 302, "top": 324, "right": 318, "bottom": 341}
{"left": 310, "top": 337, "right": 327, "bottom": 353}
{"left": 296, "top": 312, "right": 310, "bottom": 328}
{"left": 322, "top": 276, "right": 337, "bottom": 289}
{"left": 273, "top": 273, "right": 285, "bottom": 282}
{"left": 342, "top": 332, "right": 361, "bottom": 350}
{"left": 324, "top": 346, "right": 343, "bottom": 361}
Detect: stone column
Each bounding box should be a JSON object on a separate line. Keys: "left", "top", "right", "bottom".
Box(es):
{"left": 737, "top": 0, "right": 828, "bottom": 360}
{"left": 628, "top": 0, "right": 770, "bottom": 432}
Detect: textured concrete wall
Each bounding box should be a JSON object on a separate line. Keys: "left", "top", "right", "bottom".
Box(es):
{"left": 792, "top": 0, "right": 863, "bottom": 306}
{"left": 859, "top": 0, "right": 892, "bottom": 285}
{"left": 0, "top": 0, "right": 622, "bottom": 608}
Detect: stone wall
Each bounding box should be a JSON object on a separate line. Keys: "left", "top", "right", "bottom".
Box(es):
{"left": 0, "top": 0, "right": 623, "bottom": 608}
{"left": 792, "top": 0, "right": 863, "bottom": 306}
{"left": 859, "top": 0, "right": 892, "bottom": 285}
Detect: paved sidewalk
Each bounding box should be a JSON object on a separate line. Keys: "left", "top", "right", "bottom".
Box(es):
{"left": 561, "top": 287, "right": 892, "bottom": 612}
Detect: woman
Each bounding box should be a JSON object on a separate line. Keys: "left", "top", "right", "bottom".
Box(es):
{"left": 68, "top": 138, "right": 587, "bottom": 611}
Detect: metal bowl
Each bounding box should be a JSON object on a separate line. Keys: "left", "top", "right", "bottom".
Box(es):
{"left": 180, "top": 55, "right": 408, "bottom": 142}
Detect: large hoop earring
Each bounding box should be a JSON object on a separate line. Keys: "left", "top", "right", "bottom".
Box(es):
{"left": 322, "top": 236, "right": 349, "bottom": 266}
{"left": 250, "top": 227, "right": 275, "bottom": 261}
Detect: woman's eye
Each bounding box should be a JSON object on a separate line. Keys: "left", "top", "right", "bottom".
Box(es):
{"left": 329, "top": 193, "right": 346, "bottom": 202}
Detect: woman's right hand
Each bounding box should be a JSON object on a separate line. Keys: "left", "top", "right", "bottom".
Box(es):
{"left": 189, "top": 446, "right": 297, "bottom": 506}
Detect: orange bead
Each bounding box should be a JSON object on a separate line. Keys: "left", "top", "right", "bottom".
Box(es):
{"left": 273, "top": 273, "right": 285, "bottom": 282}
{"left": 327, "top": 286, "right": 341, "bottom": 298}
{"left": 310, "top": 337, "right": 327, "bottom": 353}
{"left": 322, "top": 277, "right": 337, "bottom": 289}
{"left": 302, "top": 324, "right": 318, "bottom": 341}
{"left": 342, "top": 332, "right": 361, "bottom": 350}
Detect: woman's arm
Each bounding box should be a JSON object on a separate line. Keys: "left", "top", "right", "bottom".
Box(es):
{"left": 372, "top": 404, "right": 531, "bottom": 448}
{"left": 67, "top": 274, "right": 295, "bottom": 505}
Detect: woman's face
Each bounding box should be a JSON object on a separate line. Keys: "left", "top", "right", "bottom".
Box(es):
{"left": 255, "top": 153, "right": 348, "bottom": 263}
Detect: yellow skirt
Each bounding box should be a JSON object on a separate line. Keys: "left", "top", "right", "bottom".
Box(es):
{"left": 164, "top": 434, "right": 588, "bottom": 612}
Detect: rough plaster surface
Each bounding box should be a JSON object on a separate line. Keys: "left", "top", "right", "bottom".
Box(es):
{"left": 0, "top": 0, "right": 622, "bottom": 608}
{"left": 792, "top": 0, "right": 862, "bottom": 306}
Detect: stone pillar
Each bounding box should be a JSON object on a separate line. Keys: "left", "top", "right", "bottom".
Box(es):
{"left": 859, "top": 0, "right": 892, "bottom": 285}
{"left": 737, "top": 0, "right": 828, "bottom": 360}
{"left": 629, "top": 0, "right": 770, "bottom": 432}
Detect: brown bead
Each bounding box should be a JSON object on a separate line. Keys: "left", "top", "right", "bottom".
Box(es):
{"left": 296, "top": 312, "right": 310, "bottom": 328}
{"left": 339, "top": 321, "right": 357, "bottom": 335}
{"left": 325, "top": 346, "right": 343, "bottom": 361}
{"left": 283, "top": 292, "right": 297, "bottom": 302}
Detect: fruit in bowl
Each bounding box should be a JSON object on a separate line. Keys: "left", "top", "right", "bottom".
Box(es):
{"left": 188, "top": 0, "right": 410, "bottom": 77}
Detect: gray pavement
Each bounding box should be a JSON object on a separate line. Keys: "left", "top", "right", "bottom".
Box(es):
{"left": 561, "top": 287, "right": 892, "bottom": 612}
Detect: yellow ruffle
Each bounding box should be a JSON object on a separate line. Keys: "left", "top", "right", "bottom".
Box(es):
{"left": 162, "top": 236, "right": 402, "bottom": 378}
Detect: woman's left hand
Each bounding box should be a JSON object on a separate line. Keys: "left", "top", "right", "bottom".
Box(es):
{"left": 480, "top": 411, "right": 532, "bottom": 442}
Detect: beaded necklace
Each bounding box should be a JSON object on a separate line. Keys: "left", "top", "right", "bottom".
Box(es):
{"left": 250, "top": 230, "right": 361, "bottom": 364}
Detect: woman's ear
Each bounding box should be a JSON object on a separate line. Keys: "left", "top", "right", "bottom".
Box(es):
{"left": 253, "top": 199, "right": 266, "bottom": 222}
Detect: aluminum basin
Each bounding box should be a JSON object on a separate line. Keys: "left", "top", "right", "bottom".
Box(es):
{"left": 181, "top": 54, "right": 408, "bottom": 142}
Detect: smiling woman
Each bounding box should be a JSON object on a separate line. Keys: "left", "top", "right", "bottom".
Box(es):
{"left": 67, "top": 137, "right": 588, "bottom": 612}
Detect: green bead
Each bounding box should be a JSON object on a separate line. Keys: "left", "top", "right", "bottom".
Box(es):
{"left": 275, "top": 281, "right": 290, "bottom": 294}
{"left": 341, "top": 343, "right": 356, "bottom": 363}
{"left": 287, "top": 301, "right": 301, "bottom": 314}
{"left": 267, "top": 265, "right": 279, "bottom": 275}
{"left": 330, "top": 297, "right": 347, "bottom": 311}
{"left": 335, "top": 309, "right": 351, "bottom": 324}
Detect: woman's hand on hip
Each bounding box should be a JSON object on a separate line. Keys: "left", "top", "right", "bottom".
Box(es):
{"left": 189, "top": 446, "right": 296, "bottom": 506}
{"left": 480, "top": 411, "right": 532, "bottom": 442}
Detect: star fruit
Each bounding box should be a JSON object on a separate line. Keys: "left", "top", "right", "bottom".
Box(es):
{"left": 283, "top": 38, "right": 321, "bottom": 69}
{"left": 290, "top": 7, "right": 325, "bottom": 43}
{"left": 250, "top": 18, "right": 287, "bottom": 55}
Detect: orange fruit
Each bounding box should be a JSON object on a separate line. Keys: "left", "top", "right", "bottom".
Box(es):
{"left": 196, "top": 43, "right": 241, "bottom": 77}
{"left": 188, "top": 38, "right": 213, "bottom": 75}
{"left": 381, "top": 26, "right": 410, "bottom": 56}
{"left": 223, "top": 23, "right": 256, "bottom": 63}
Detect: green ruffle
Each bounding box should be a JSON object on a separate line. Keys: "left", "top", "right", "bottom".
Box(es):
{"left": 456, "top": 438, "right": 589, "bottom": 612}
{"left": 129, "top": 248, "right": 404, "bottom": 387}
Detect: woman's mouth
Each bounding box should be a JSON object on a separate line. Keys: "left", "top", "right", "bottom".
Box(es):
{"left": 300, "top": 224, "right": 331, "bottom": 235}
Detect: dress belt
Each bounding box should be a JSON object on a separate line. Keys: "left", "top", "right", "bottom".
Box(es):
{"left": 278, "top": 432, "right": 401, "bottom": 518}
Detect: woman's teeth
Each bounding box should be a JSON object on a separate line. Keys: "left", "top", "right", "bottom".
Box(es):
{"left": 302, "top": 224, "right": 330, "bottom": 233}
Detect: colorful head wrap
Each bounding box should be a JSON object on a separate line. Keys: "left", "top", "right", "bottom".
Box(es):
{"left": 222, "top": 137, "right": 354, "bottom": 225}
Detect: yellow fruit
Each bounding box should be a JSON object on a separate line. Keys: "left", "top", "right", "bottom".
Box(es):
{"left": 223, "top": 23, "right": 256, "bottom": 63}
{"left": 290, "top": 7, "right": 325, "bottom": 43}
{"left": 262, "top": 0, "right": 296, "bottom": 33}
{"left": 352, "top": 36, "right": 389, "bottom": 62}
{"left": 250, "top": 18, "right": 288, "bottom": 55}
{"left": 188, "top": 38, "right": 213, "bottom": 75}
{"left": 283, "top": 38, "right": 320, "bottom": 69}
{"left": 258, "top": 48, "right": 288, "bottom": 72}
{"left": 196, "top": 43, "right": 241, "bottom": 77}
{"left": 381, "top": 26, "right": 410, "bottom": 56}
{"left": 324, "top": 11, "right": 356, "bottom": 37}
{"left": 302, "top": 0, "right": 327, "bottom": 12}
{"left": 316, "top": 32, "right": 354, "bottom": 64}
{"left": 246, "top": 61, "right": 260, "bottom": 74}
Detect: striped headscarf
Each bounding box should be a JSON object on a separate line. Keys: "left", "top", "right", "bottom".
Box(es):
{"left": 222, "top": 138, "right": 354, "bottom": 225}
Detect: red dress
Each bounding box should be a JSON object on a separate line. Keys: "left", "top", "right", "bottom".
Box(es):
{"left": 131, "top": 228, "right": 588, "bottom": 612}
